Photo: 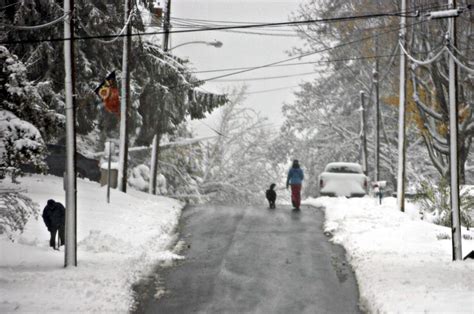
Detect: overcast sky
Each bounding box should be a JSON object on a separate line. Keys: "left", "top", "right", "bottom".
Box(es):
{"left": 168, "top": 0, "right": 317, "bottom": 136}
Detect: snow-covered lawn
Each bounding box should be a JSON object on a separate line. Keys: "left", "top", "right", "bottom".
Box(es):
{"left": 305, "top": 196, "right": 474, "bottom": 313}
{"left": 0, "top": 175, "right": 184, "bottom": 313}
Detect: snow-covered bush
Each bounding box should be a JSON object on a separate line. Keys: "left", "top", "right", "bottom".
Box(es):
{"left": 0, "top": 191, "right": 39, "bottom": 241}
{"left": 414, "top": 179, "right": 473, "bottom": 229}
{"left": 0, "top": 110, "right": 47, "bottom": 182}
{"left": 159, "top": 145, "right": 202, "bottom": 204}
{"left": 129, "top": 164, "right": 151, "bottom": 192}
{"left": 128, "top": 164, "right": 167, "bottom": 195}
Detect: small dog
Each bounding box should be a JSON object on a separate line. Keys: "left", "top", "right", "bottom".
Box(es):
{"left": 266, "top": 183, "right": 277, "bottom": 209}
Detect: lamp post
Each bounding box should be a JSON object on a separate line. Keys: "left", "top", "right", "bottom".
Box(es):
{"left": 169, "top": 40, "right": 223, "bottom": 51}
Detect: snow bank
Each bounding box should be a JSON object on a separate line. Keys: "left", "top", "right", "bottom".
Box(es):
{"left": 304, "top": 196, "right": 474, "bottom": 313}
{"left": 0, "top": 175, "right": 184, "bottom": 313}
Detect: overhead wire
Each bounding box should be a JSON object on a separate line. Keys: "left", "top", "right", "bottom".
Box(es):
{"left": 77, "top": 3, "right": 136, "bottom": 44}
{"left": 150, "top": 18, "right": 432, "bottom": 92}
{"left": 446, "top": 46, "right": 474, "bottom": 73}
{"left": 191, "top": 52, "right": 416, "bottom": 74}
{"left": 170, "top": 21, "right": 299, "bottom": 37}
{"left": 0, "top": 12, "right": 69, "bottom": 30}
{"left": 0, "top": 8, "right": 424, "bottom": 45}
{"left": 235, "top": 85, "right": 301, "bottom": 95}
{"left": 167, "top": 17, "right": 300, "bottom": 36}
{"left": 169, "top": 2, "right": 449, "bottom": 26}
{"left": 212, "top": 70, "right": 321, "bottom": 82}
{"left": 200, "top": 19, "right": 428, "bottom": 83}
{"left": 0, "top": 1, "right": 21, "bottom": 10}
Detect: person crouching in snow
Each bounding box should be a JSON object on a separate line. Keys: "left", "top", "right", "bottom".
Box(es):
{"left": 266, "top": 183, "right": 277, "bottom": 209}
{"left": 42, "top": 199, "right": 65, "bottom": 250}
{"left": 286, "top": 160, "right": 304, "bottom": 211}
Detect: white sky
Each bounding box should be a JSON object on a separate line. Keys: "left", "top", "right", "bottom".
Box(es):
{"left": 169, "top": 0, "right": 317, "bottom": 136}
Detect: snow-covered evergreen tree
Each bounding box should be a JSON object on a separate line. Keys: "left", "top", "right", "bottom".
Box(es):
{"left": 1, "top": 0, "right": 227, "bottom": 186}
{"left": 0, "top": 45, "right": 62, "bottom": 180}
{"left": 0, "top": 190, "right": 39, "bottom": 240}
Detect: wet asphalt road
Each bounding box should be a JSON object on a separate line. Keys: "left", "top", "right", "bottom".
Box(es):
{"left": 133, "top": 204, "right": 361, "bottom": 314}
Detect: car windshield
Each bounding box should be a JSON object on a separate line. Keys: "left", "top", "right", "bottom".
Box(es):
{"left": 326, "top": 165, "right": 362, "bottom": 174}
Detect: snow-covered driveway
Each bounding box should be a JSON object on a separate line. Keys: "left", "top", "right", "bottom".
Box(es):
{"left": 134, "top": 204, "right": 361, "bottom": 313}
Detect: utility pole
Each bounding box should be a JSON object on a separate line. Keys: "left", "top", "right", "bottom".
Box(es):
{"left": 106, "top": 141, "right": 114, "bottom": 203}
{"left": 149, "top": 135, "right": 158, "bottom": 194}
{"left": 63, "top": 0, "right": 77, "bottom": 267}
{"left": 118, "top": 0, "right": 132, "bottom": 193}
{"left": 448, "top": 0, "right": 462, "bottom": 261}
{"left": 360, "top": 91, "right": 368, "bottom": 176}
{"left": 149, "top": 0, "right": 171, "bottom": 195}
{"left": 397, "top": 0, "right": 407, "bottom": 212}
{"left": 373, "top": 56, "right": 380, "bottom": 182}
{"left": 163, "top": 0, "right": 171, "bottom": 51}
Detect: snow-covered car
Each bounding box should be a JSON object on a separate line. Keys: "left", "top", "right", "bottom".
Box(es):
{"left": 318, "top": 162, "right": 368, "bottom": 197}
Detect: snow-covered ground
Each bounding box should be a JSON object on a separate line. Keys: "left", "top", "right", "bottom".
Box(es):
{"left": 2, "top": 176, "right": 473, "bottom": 313}
{"left": 305, "top": 196, "right": 474, "bottom": 313}
{"left": 0, "top": 175, "right": 184, "bottom": 313}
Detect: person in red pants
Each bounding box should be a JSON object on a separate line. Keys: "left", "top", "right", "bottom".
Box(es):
{"left": 286, "top": 159, "right": 304, "bottom": 210}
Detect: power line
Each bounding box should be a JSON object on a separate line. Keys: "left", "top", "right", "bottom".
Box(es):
{"left": 0, "top": 9, "right": 422, "bottom": 45}
{"left": 168, "top": 18, "right": 300, "bottom": 33}
{"left": 191, "top": 53, "right": 409, "bottom": 74}
{"left": 204, "top": 44, "right": 469, "bottom": 80}
{"left": 77, "top": 3, "right": 136, "bottom": 44}
{"left": 0, "top": 12, "right": 69, "bottom": 30}
{"left": 0, "top": 1, "right": 21, "bottom": 10}
{"left": 212, "top": 70, "right": 320, "bottom": 82}
{"left": 170, "top": 21, "right": 300, "bottom": 37}
{"left": 237, "top": 85, "right": 301, "bottom": 95}
{"left": 170, "top": 3, "right": 448, "bottom": 26}
{"left": 155, "top": 19, "right": 429, "bottom": 91}
{"left": 200, "top": 19, "right": 427, "bottom": 83}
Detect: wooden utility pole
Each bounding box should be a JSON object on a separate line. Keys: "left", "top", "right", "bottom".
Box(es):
{"left": 373, "top": 55, "right": 380, "bottom": 182}
{"left": 397, "top": 0, "right": 407, "bottom": 212}
{"left": 106, "top": 141, "right": 114, "bottom": 203}
{"left": 360, "top": 91, "right": 368, "bottom": 176}
{"left": 118, "top": 0, "right": 132, "bottom": 193}
{"left": 64, "top": 0, "right": 77, "bottom": 267}
{"left": 163, "top": 0, "right": 171, "bottom": 51}
{"left": 149, "top": 135, "right": 159, "bottom": 194}
{"left": 448, "top": 0, "right": 462, "bottom": 261}
{"left": 150, "top": 0, "right": 171, "bottom": 194}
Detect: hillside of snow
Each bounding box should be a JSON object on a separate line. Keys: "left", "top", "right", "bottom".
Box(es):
{"left": 305, "top": 196, "right": 474, "bottom": 313}
{"left": 0, "top": 175, "right": 184, "bottom": 313}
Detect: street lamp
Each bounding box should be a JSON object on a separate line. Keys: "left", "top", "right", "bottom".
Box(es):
{"left": 169, "top": 40, "right": 223, "bottom": 51}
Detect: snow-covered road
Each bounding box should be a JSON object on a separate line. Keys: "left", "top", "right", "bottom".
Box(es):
{"left": 134, "top": 204, "right": 361, "bottom": 313}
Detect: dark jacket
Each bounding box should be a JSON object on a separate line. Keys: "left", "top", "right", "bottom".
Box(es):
{"left": 42, "top": 200, "right": 65, "bottom": 231}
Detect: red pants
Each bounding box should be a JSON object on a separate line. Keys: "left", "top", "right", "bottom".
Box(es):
{"left": 291, "top": 184, "right": 302, "bottom": 208}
